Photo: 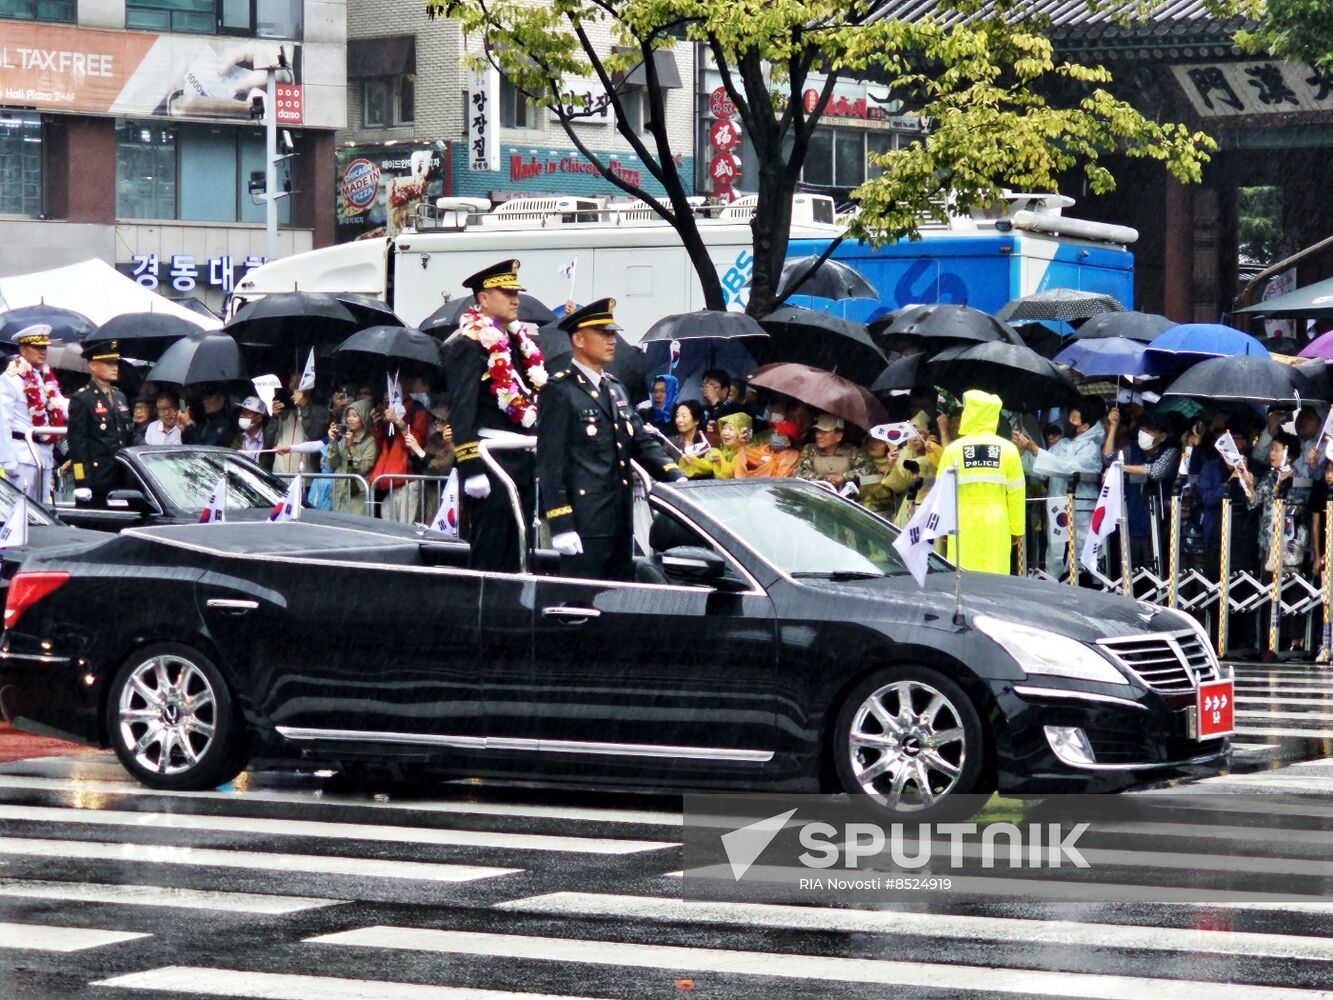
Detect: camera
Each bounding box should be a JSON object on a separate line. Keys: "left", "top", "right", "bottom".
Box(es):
{"left": 273, "top": 388, "right": 293, "bottom": 408}
{"left": 902, "top": 459, "right": 920, "bottom": 474}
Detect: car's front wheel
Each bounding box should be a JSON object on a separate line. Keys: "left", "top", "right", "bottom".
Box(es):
{"left": 108, "top": 643, "right": 245, "bottom": 791}
{"left": 832, "top": 665, "right": 988, "bottom": 817}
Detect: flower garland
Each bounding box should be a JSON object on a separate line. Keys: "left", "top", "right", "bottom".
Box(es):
{"left": 5, "top": 357, "right": 66, "bottom": 429}
{"left": 460, "top": 307, "right": 547, "bottom": 429}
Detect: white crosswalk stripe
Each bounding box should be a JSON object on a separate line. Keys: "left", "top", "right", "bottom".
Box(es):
{"left": 1230, "top": 662, "right": 1333, "bottom": 748}
{"left": 6, "top": 738, "right": 1333, "bottom": 997}
{"left": 305, "top": 926, "right": 1333, "bottom": 1000}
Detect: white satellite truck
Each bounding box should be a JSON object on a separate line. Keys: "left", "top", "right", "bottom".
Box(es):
{"left": 229, "top": 194, "right": 843, "bottom": 341}
{"left": 231, "top": 191, "right": 1137, "bottom": 342}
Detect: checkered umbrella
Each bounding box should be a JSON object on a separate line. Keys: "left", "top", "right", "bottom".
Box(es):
{"left": 997, "top": 290, "right": 1126, "bottom": 323}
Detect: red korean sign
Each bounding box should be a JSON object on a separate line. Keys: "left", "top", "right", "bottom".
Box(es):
{"left": 274, "top": 83, "right": 303, "bottom": 124}
{"left": 1197, "top": 679, "right": 1234, "bottom": 739}
{"left": 708, "top": 86, "right": 735, "bottom": 120}
{"left": 709, "top": 118, "right": 741, "bottom": 152}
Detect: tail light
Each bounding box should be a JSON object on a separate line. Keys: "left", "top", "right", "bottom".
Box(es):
{"left": 4, "top": 571, "right": 69, "bottom": 630}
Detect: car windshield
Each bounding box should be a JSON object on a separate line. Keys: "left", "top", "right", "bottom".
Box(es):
{"left": 0, "top": 479, "right": 59, "bottom": 526}
{"left": 692, "top": 481, "right": 937, "bottom": 578}
{"left": 137, "top": 452, "right": 286, "bottom": 512}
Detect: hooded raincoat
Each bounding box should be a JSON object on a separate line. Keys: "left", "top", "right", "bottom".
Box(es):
{"left": 938, "top": 390, "right": 1025, "bottom": 574}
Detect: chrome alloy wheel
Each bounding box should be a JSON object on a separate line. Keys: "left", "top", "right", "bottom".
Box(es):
{"left": 847, "top": 679, "right": 967, "bottom": 811}
{"left": 117, "top": 654, "right": 218, "bottom": 776}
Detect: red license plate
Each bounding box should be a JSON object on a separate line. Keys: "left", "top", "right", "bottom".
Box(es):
{"left": 1197, "top": 679, "right": 1234, "bottom": 739}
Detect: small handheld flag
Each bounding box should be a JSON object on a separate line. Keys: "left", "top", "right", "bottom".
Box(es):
{"left": 870, "top": 422, "right": 923, "bottom": 449}
{"left": 199, "top": 475, "right": 228, "bottom": 523}
{"left": 558, "top": 257, "right": 577, "bottom": 300}
{"left": 1080, "top": 462, "right": 1124, "bottom": 572}
{"left": 669, "top": 339, "right": 682, "bottom": 372}
{"left": 0, "top": 497, "right": 30, "bottom": 550}
{"left": 299, "top": 349, "right": 316, "bottom": 392}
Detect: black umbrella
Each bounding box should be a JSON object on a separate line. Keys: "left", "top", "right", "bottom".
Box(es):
{"left": 225, "top": 292, "right": 359, "bottom": 347}
{"left": 641, "top": 310, "right": 767, "bottom": 344}
{"left": 1070, "top": 311, "right": 1178, "bottom": 343}
{"left": 0, "top": 304, "right": 97, "bottom": 343}
{"left": 536, "top": 325, "right": 652, "bottom": 402}
{"left": 775, "top": 257, "right": 878, "bottom": 300}
{"left": 79, "top": 312, "right": 203, "bottom": 362}
{"left": 1161, "top": 355, "right": 1317, "bottom": 406}
{"left": 1013, "top": 322, "right": 1066, "bottom": 359}
{"left": 335, "top": 325, "right": 443, "bottom": 372}
{"left": 997, "top": 289, "right": 1126, "bottom": 323}
{"left": 869, "top": 353, "right": 927, "bottom": 397}
{"left": 147, "top": 332, "right": 247, "bottom": 386}
{"left": 1236, "top": 276, "right": 1333, "bottom": 319}
{"left": 755, "top": 307, "right": 886, "bottom": 384}
{"left": 336, "top": 293, "right": 406, "bottom": 328}
{"left": 420, "top": 294, "right": 557, "bottom": 335}
{"left": 927, "top": 341, "right": 1077, "bottom": 411}
{"left": 873, "top": 303, "right": 1021, "bottom": 351}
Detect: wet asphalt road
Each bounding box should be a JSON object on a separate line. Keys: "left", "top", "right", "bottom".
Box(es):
{"left": 1, "top": 660, "right": 1332, "bottom": 1000}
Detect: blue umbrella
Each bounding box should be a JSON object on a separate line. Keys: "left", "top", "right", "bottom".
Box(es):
{"left": 1145, "top": 323, "right": 1270, "bottom": 362}
{"left": 1053, "top": 337, "right": 1171, "bottom": 379}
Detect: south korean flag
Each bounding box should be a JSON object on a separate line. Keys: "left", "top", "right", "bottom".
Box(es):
{"left": 268, "top": 477, "right": 302, "bottom": 523}
{"left": 893, "top": 465, "right": 958, "bottom": 587}
{"left": 198, "top": 475, "right": 228, "bottom": 524}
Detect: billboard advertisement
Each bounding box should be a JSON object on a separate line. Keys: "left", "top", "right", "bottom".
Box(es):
{"left": 335, "top": 141, "right": 450, "bottom": 243}
{"left": 0, "top": 23, "right": 307, "bottom": 124}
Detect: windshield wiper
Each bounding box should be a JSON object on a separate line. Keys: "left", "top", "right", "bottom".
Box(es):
{"left": 791, "top": 571, "right": 887, "bottom": 581}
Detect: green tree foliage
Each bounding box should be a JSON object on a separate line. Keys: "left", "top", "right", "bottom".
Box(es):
{"left": 1235, "top": 0, "right": 1333, "bottom": 72}
{"left": 1238, "top": 186, "right": 1283, "bottom": 265}
{"left": 429, "top": 0, "right": 1219, "bottom": 316}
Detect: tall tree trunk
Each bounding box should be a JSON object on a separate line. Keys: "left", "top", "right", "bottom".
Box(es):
{"left": 746, "top": 165, "right": 797, "bottom": 318}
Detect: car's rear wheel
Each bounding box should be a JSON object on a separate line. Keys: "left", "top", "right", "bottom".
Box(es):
{"left": 108, "top": 643, "right": 245, "bottom": 791}
{"left": 832, "top": 665, "right": 988, "bottom": 817}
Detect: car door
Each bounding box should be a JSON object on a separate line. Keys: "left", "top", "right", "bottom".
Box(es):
{"left": 198, "top": 552, "right": 489, "bottom": 741}
{"left": 486, "top": 542, "right": 779, "bottom": 760}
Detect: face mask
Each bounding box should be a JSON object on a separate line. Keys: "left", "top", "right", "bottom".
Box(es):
{"left": 238, "top": 417, "right": 254, "bottom": 432}
{"left": 1063, "top": 422, "right": 1079, "bottom": 439}
{"left": 1137, "top": 430, "right": 1156, "bottom": 451}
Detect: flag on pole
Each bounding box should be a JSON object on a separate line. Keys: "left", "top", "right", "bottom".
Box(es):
{"left": 893, "top": 465, "right": 958, "bottom": 587}
{"left": 298, "top": 348, "right": 316, "bottom": 392}
{"left": 669, "top": 339, "right": 682, "bottom": 372}
{"left": 1080, "top": 462, "right": 1123, "bottom": 572}
{"left": 430, "top": 469, "right": 460, "bottom": 537}
{"left": 0, "top": 497, "right": 30, "bottom": 550}
{"left": 199, "top": 475, "right": 228, "bottom": 523}
{"left": 386, "top": 371, "right": 404, "bottom": 436}
{"left": 268, "top": 477, "right": 302, "bottom": 522}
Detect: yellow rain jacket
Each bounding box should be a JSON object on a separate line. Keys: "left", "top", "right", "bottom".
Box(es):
{"left": 938, "top": 390, "right": 1025, "bottom": 574}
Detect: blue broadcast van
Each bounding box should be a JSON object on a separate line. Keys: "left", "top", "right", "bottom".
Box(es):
{"left": 783, "top": 196, "right": 1137, "bottom": 321}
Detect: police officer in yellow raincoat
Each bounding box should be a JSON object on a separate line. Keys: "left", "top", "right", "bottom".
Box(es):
{"left": 938, "top": 389, "right": 1025, "bottom": 573}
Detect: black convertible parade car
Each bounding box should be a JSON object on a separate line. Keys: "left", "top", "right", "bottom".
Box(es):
{"left": 0, "top": 473, "right": 1230, "bottom": 814}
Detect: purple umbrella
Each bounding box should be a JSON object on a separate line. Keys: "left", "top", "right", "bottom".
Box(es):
{"left": 1298, "top": 330, "right": 1333, "bottom": 361}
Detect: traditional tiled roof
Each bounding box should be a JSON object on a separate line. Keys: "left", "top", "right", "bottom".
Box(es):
{"left": 872, "top": 1, "right": 1254, "bottom": 53}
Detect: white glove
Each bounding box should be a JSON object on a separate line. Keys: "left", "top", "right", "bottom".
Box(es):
{"left": 73, "top": 488, "right": 92, "bottom": 502}
{"left": 552, "top": 531, "right": 584, "bottom": 556}
{"left": 463, "top": 474, "right": 491, "bottom": 499}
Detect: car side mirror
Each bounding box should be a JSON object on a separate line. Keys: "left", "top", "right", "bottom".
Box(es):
{"left": 106, "top": 489, "right": 151, "bottom": 512}
{"left": 660, "top": 545, "right": 728, "bottom": 583}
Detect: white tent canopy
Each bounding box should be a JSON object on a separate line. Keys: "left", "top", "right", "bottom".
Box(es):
{"left": 0, "top": 259, "right": 222, "bottom": 331}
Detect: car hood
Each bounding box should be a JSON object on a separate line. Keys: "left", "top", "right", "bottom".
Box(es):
{"left": 802, "top": 570, "right": 1175, "bottom": 644}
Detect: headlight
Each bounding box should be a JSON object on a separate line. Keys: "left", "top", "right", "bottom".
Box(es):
{"left": 973, "top": 614, "right": 1131, "bottom": 686}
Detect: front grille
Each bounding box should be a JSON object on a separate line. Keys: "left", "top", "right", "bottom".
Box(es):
{"left": 1096, "top": 631, "right": 1220, "bottom": 694}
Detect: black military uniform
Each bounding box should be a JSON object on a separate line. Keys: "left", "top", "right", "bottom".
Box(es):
{"left": 440, "top": 259, "right": 538, "bottom": 572}
{"left": 67, "top": 339, "right": 133, "bottom": 501}
{"left": 536, "top": 298, "right": 684, "bottom": 580}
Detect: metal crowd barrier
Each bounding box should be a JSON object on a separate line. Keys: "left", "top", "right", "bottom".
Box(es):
{"left": 274, "top": 472, "right": 373, "bottom": 516}
{"left": 1023, "top": 490, "right": 1333, "bottom": 661}
{"left": 370, "top": 473, "right": 456, "bottom": 525}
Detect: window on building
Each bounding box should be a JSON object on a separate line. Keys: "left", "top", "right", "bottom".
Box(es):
{"left": 618, "top": 88, "right": 654, "bottom": 135}
{"left": 0, "top": 0, "right": 75, "bottom": 21}
{"left": 349, "top": 37, "right": 416, "bottom": 130}
{"left": 865, "top": 131, "right": 895, "bottom": 180}
{"left": 801, "top": 127, "right": 900, "bottom": 189}
{"left": 126, "top": 0, "right": 302, "bottom": 36}
{"left": 500, "top": 75, "right": 537, "bottom": 129}
{"left": 115, "top": 120, "right": 290, "bottom": 224}
{"left": 0, "top": 113, "right": 43, "bottom": 216}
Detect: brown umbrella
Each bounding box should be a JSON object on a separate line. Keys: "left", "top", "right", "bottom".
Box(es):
{"left": 748, "top": 362, "right": 889, "bottom": 431}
